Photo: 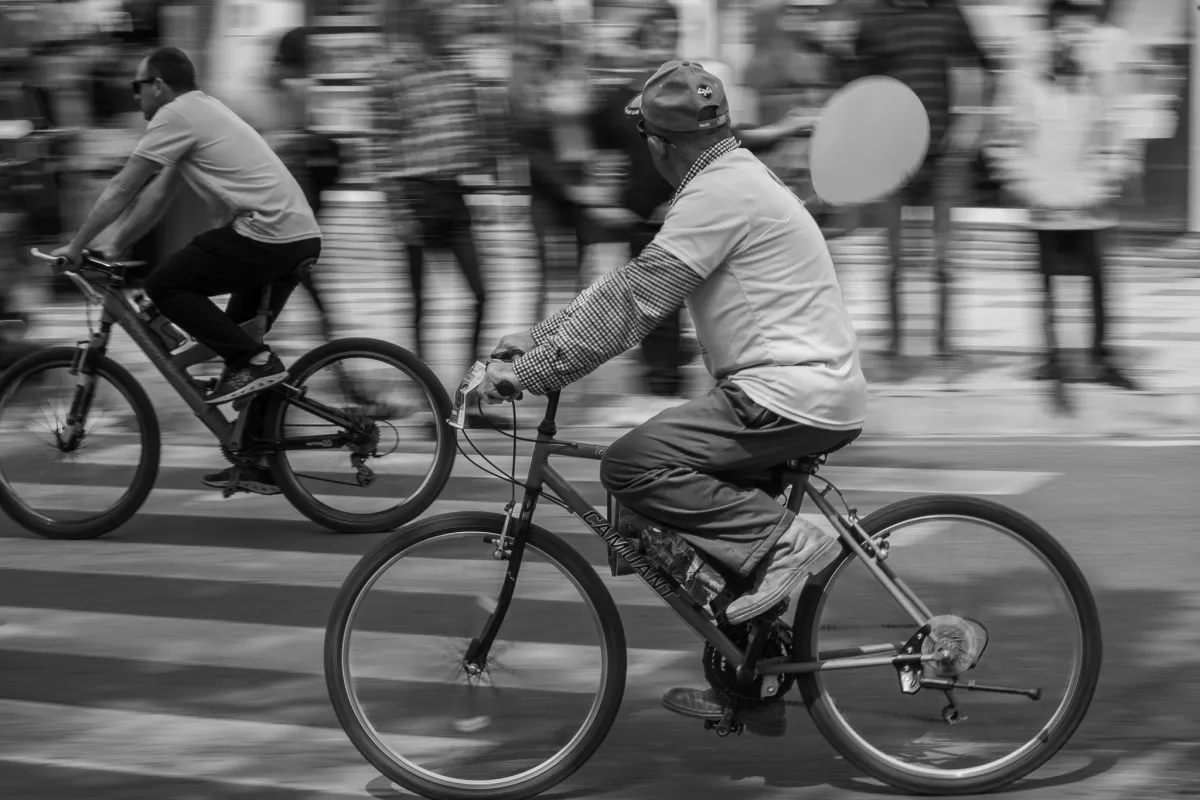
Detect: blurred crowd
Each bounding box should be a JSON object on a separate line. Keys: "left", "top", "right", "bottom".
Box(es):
{"left": 0, "top": 0, "right": 1190, "bottom": 421}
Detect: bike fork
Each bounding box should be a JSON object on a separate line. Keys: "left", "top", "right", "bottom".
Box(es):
{"left": 464, "top": 497, "right": 537, "bottom": 671}
{"left": 61, "top": 324, "right": 112, "bottom": 449}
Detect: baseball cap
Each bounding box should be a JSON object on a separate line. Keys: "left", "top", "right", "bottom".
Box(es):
{"left": 624, "top": 60, "right": 730, "bottom": 133}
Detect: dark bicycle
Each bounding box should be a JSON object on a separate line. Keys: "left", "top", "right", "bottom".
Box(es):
{"left": 0, "top": 248, "right": 456, "bottom": 539}
{"left": 323, "top": 355, "right": 1102, "bottom": 799}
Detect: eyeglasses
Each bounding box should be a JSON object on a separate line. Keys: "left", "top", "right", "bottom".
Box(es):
{"left": 130, "top": 78, "right": 155, "bottom": 96}
{"left": 637, "top": 119, "right": 670, "bottom": 145}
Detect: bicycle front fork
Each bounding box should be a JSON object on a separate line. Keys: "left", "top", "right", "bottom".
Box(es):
{"left": 59, "top": 322, "right": 114, "bottom": 451}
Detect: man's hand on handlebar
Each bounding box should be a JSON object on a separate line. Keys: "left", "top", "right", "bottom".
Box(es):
{"left": 480, "top": 330, "right": 534, "bottom": 404}
{"left": 491, "top": 330, "right": 536, "bottom": 359}
{"left": 480, "top": 360, "right": 523, "bottom": 405}
{"left": 49, "top": 243, "right": 85, "bottom": 270}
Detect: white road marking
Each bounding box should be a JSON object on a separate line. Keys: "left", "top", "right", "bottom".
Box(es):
{"left": 0, "top": 540, "right": 672, "bottom": 607}
{"left": 0, "top": 606, "right": 693, "bottom": 696}
{"left": 17, "top": 444, "right": 1059, "bottom": 495}
{"left": 0, "top": 698, "right": 472, "bottom": 795}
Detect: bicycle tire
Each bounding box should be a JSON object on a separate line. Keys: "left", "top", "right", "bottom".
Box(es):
{"left": 792, "top": 495, "right": 1103, "bottom": 795}
{"left": 0, "top": 346, "right": 161, "bottom": 539}
{"left": 264, "top": 337, "right": 456, "bottom": 534}
{"left": 325, "top": 511, "right": 628, "bottom": 800}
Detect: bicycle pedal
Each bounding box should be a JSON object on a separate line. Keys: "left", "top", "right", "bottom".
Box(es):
{"left": 703, "top": 718, "right": 744, "bottom": 737}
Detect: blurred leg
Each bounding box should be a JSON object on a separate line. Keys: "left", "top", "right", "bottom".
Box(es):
{"left": 932, "top": 157, "right": 959, "bottom": 357}
{"left": 880, "top": 193, "right": 905, "bottom": 358}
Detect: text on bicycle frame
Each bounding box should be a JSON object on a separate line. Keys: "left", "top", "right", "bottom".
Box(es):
{"left": 580, "top": 510, "right": 675, "bottom": 599}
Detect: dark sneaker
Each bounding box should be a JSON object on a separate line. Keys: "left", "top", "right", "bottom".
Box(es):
{"left": 661, "top": 687, "right": 786, "bottom": 737}
{"left": 206, "top": 352, "right": 287, "bottom": 405}
{"left": 725, "top": 517, "right": 842, "bottom": 625}
{"left": 202, "top": 466, "right": 280, "bottom": 496}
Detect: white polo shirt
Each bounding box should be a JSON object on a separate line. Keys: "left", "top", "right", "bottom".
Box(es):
{"left": 654, "top": 148, "right": 867, "bottom": 430}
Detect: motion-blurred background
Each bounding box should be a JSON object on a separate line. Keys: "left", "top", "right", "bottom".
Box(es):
{"left": 0, "top": 0, "right": 1194, "bottom": 434}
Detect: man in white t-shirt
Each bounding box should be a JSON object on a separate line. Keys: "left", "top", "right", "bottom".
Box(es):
{"left": 53, "top": 47, "right": 322, "bottom": 420}
{"left": 479, "top": 61, "right": 867, "bottom": 736}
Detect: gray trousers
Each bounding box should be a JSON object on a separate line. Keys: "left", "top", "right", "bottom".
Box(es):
{"left": 599, "top": 380, "right": 861, "bottom": 578}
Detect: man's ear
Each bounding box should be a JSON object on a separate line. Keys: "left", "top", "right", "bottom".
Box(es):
{"left": 648, "top": 136, "right": 669, "bottom": 159}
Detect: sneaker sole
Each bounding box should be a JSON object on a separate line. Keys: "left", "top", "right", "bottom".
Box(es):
{"left": 205, "top": 478, "right": 281, "bottom": 496}
{"left": 205, "top": 371, "right": 288, "bottom": 406}
{"left": 725, "top": 535, "right": 844, "bottom": 626}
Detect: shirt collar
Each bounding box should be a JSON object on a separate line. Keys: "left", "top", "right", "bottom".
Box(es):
{"left": 671, "top": 136, "right": 740, "bottom": 205}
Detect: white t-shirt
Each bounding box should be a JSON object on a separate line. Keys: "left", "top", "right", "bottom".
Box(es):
{"left": 133, "top": 91, "right": 321, "bottom": 244}
{"left": 653, "top": 148, "right": 867, "bottom": 431}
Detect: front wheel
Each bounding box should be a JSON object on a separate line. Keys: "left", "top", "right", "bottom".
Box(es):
{"left": 0, "top": 346, "right": 160, "bottom": 539}
{"left": 264, "top": 337, "right": 456, "bottom": 534}
{"left": 793, "top": 495, "right": 1102, "bottom": 795}
{"left": 325, "top": 512, "right": 628, "bottom": 800}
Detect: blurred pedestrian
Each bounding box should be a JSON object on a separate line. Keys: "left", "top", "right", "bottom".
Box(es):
{"left": 853, "top": 0, "right": 999, "bottom": 379}
{"left": 267, "top": 27, "right": 342, "bottom": 221}
{"left": 374, "top": 5, "right": 488, "bottom": 369}
{"left": 510, "top": 0, "right": 602, "bottom": 324}
{"left": 988, "top": 0, "right": 1140, "bottom": 413}
{"left": 584, "top": 4, "right": 688, "bottom": 424}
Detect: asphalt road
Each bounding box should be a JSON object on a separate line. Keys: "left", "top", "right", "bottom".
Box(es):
{"left": 0, "top": 432, "right": 1197, "bottom": 800}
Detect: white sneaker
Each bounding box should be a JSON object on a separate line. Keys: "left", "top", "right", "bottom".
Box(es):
{"left": 725, "top": 517, "right": 843, "bottom": 625}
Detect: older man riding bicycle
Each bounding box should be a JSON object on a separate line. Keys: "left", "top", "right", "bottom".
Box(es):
{"left": 479, "top": 61, "right": 867, "bottom": 737}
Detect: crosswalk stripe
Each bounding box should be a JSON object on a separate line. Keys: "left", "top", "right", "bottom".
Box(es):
{"left": 11, "top": 444, "right": 1060, "bottom": 495}
{"left": 0, "top": 698, "right": 445, "bottom": 795}
{"left": 0, "top": 607, "right": 692, "bottom": 696}
{"left": 0, "top": 540, "right": 671, "bottom": 608}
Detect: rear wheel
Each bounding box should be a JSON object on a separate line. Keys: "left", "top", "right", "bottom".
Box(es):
{"left": 793, "top": 495, "right": 1103, "bottom": 794}
{"left": 0, "top": 346, "right": 160, "bottom": 539}
{"left": 264, "top": 337, "right": 456, "bottom": 534}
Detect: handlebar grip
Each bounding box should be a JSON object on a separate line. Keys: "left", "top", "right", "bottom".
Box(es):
{"left": 491, "top": 347, "right": 526, "bottom": 362}
{"left": 495, "top": 380, "right": 517, "bottom": 397}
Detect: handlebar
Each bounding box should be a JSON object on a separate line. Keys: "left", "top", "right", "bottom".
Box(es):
{"left": 447, "top": 347, "right": 526, "bottom": 429}
{"left": 490, "top": 347, "right": 525, "bottom": 398}
{"left": 30, "top": 248, "right": 144, "bottom": 276}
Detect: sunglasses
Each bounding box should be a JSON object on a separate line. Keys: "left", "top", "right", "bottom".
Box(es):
{"left": 130, "top": 77, "right": 155, "bottom": 96}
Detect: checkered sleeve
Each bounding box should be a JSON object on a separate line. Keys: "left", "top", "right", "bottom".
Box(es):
{"left": 514, "top": 244, "right": 703, "bottom": 396}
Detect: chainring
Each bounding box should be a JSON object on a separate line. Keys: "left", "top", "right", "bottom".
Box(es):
{"left": 703, "top": 619, "right": 796, "bottom": 706}
{"left": 220, "top": 442, "right": 261, "bottom": 468}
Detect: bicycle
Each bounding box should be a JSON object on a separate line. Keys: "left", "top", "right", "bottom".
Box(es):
{"left": 0, "top": 248, "right": 457, "bottom": 539}
{"left": 325, "top": 356, "right": 1102, "bottom": 800}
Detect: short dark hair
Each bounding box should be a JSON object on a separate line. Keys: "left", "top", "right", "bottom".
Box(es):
{"left": 275, "top": 27, "right": 310, "bottom": 72}
{"left": 147, "top": 46, "right": 198, "bottom": 92}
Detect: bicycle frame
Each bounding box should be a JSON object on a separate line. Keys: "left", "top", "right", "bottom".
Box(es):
{"left": 55, "top": 260, "right": 357, "bottom": 453}
{"left": 465, "top": 390, "right": 943, "bottom": 680}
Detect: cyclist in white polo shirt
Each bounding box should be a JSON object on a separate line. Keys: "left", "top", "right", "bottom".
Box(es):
{"left": 53, "top": 47, "right": 322, "bottom": 413}
{"left": 479, "top": 61, "right": 867, "bottom": 737}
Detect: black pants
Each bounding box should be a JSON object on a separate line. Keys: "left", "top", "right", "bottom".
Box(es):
{"left": 629, "top": 224, "right": 686, "bottom": 397}
{"left": 399, "top": 179, "right": 486, "bottom": 360}
{"left": 600, "top": 380, "right": 861, "bottom": 577}
{"left": 145, "top": 225, "right": 322, "bottom": 364}
{"left": 880, "top": 153, "right": 960, "bottom": 357}
{"left": 1035, "top": 229, "right": 1110, "bottom": 362}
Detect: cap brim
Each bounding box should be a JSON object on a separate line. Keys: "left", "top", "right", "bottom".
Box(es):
{"left": 624, "top": 93, "right": 643, "bottom": 117}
